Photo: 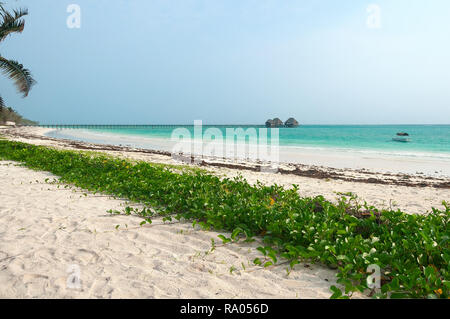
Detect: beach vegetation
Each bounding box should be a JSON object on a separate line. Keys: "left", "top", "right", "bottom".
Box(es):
{"left": 0, "top": 139, "right": 448, "bottom": 299}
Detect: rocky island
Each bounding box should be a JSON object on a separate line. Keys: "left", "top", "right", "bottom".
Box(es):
{"left": 265, "top": 117, "right": 299, "bottom": 128}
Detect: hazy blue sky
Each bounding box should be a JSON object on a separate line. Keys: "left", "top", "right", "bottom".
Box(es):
{"left": 1, "top": 0, "right": 450, "bottom": 124}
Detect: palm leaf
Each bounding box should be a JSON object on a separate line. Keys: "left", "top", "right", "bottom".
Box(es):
{"left": 0, "top": 56, "right": 35, "bottom": 97}
{"left": 0, "top": 4, "right": 28, "bottom": 42}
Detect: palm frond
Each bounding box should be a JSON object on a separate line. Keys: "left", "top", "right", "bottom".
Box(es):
{"left": 0, "top": 56, "right": 36, "bottom": 97}
{"left": 0, "top": 5, "right": 28, "bottom": 42}
{"left": 13, "top": 7, "right": 28, "bottom": 18}
{"left": 0, "top": 2, "right": 28, "bottom": 19}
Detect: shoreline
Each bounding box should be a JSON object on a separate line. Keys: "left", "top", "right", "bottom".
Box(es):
{"left": 2, "top": 126, "right": 450, "bottom": 189}
{"left": 1, "top": 126, "right": 449, "bottom": 215}
{"left": 45, "top": 126, "right": 450, "bottom": 177}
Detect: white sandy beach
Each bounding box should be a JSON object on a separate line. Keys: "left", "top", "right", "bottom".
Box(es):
{"left": 0, "top": 126, "right": 449, "bottom": 298}
{"left": 2, "top": 0, "right": 450, "bottom": 302}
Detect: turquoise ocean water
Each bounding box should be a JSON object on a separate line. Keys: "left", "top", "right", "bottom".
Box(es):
{"left": 65, "top": 125, "right": 450, "bottom": 157}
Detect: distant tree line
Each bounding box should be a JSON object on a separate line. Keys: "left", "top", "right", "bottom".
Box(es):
{"left": 0, "top": 99, "right": 37, "bottom": 125}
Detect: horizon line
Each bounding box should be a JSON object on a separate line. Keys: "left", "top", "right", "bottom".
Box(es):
{"left": 29, "top": 123, "right": 450, "bottom": 127}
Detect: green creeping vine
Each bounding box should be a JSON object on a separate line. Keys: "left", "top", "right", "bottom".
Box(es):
{"left": 0, "top": 139, "right": 448, "bottom": 299}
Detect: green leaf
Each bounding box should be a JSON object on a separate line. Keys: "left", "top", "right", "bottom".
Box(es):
{"left": 218, "top": 235, "right": 231, "bottom": 244}
{"left": 253, "top": 258, "right": 262, "bottom": 266}
{"left": 231, "top": 227, "right": 243, "bottom": 241}
{"left": 257, "top": 247, "right": 267, "bottom": 256}
{"left": 268, "top": 251, "right": 277, "bottom": 264}
{"left": 330, "top": 286, "right": 342, "bottom": 299}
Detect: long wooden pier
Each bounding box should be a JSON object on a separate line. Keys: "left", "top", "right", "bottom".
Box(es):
{"left": 26, "top": 124, "right": 265, "bottom": 129}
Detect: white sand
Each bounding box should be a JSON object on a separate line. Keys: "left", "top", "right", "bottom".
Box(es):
{"left": 0, "top": 161, "right": 344, "bottom": 299}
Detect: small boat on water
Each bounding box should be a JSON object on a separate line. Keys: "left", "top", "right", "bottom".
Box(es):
{"left": 392, "top": 132, "right": 411, "bottom": 142}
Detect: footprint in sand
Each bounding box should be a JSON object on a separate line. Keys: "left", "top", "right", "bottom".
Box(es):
{"left": 22, "top": 273, "right": 49, "bottom": 284}
{"left": 73, "top": 249, "right": 100, "bottom": 265}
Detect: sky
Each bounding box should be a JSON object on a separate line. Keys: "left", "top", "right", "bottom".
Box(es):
{"left": 1, "top": 0, "right": 450, "bottom": 125}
